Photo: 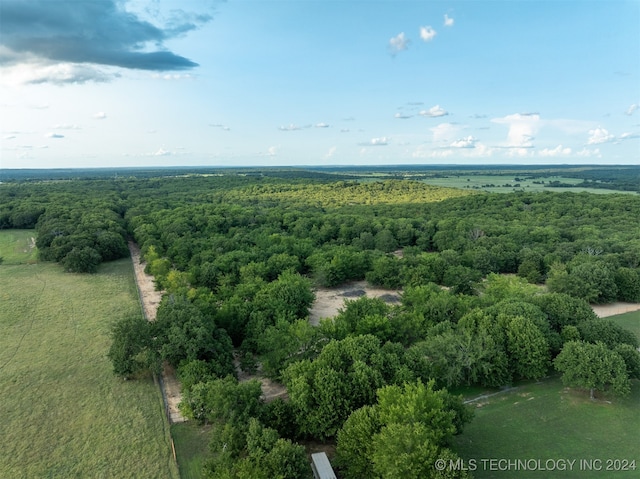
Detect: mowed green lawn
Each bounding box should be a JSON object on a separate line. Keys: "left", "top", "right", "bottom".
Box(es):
{"left": 454, "top": 310, "right": 640, "bottom": 479}
{"left": 610, "top": 310, "right": 640, "bottom": 342}
{"left": 0, "top": 232, "right": 179, "bottom": 478}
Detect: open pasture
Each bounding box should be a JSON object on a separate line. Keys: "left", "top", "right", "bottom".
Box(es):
{"left": 0, "top": 232, "right": 178, "bottom": 478}
{"left": 419, "top": 175, "right": 636, "bottom": 194}
{"left": 454, "top": 376, "right": 639, "bottom": 478}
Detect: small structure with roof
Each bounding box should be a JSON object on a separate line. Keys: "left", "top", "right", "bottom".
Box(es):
{"left": 310, "top": 452, "right": 337, "bottom": 479}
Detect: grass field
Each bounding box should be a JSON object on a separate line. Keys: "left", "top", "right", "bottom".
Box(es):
{"left": 418, "top": 175, "right": 637, "bottom": 195}
{"left": 610, "top": 310, "right": 640, "bottom": 342}
{"left": 171, "top": 422, "right": 211, "bottom": 479}
{"left": 0, "top": 229, "right": 38, "bottom": 264}
{"left": 0, "top": 231, "right": 179, "bottom": 479}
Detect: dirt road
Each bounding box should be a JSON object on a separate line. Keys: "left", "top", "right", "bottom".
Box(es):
{"left": 128, "top": 242, "right": 186, "bottom": 424}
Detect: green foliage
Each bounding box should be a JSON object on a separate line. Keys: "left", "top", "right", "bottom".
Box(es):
{"left": 204, "top": 418, "right": 311, "bottom": 479}
{"left": 504, "top": 315, "right": 550, "bottom": 380}
{"left": 257, "top": 318, "right": 323, "bottom": 377}
{"left": 442, "top": 265, "right": 482, "bottom": 295}
{"left": 577, "top": 318, "right": 639, "bottom": 349}
{"left": 532, "top": 292, "right": 597, "bottom": 331}
{"left": 366, "top": 254, "right": 403, "bottom": 288}
{"left": 107, "top": 314, "right": 152, "bottom": 377}
{"left": 554, "top": 341, "right": 631, "bottom": 398}
{"left": 329, "top": 296, "right": 392, "bottom": 340}
{"left": 547, "top": 261, "right": 618, "bottom": 303}
{"left": 614, "top": 267, "right": 640, "bottom": 302}
{"left": 613, "top": 344, "right": 640, "bottom": 380}
{"left": 179, "top": 376, "right": 263, "bottom": 424}
{"left": 61, "top": 246, "right": 102, "bottom": 273}
{"left": 282, "top": 334, "right": 425, "bottom": 439}
{"left": 154, "top": 295, "right": 235, "bottom": 373}
{"left": 480, "top": 273, "right": 539, "bottom": 304}
{"left": 336, "top": 405, "right": 381, "bottom": 478}
{"left": 337, "top": 380, "right": 472, "bottom": 479}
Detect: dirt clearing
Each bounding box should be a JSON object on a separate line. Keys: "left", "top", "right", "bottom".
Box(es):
{"left": 591, "top": 302, "right": 640, "bottom": 318}
{"left": 309, "top": 280, "right": 401, "bottom": 326}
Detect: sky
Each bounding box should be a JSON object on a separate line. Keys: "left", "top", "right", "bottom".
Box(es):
{"left": 1, "top": 0, "right": 639, "bottom": 168}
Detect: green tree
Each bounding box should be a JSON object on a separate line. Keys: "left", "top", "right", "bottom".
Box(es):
{"left": 336, "top": 405, "right": 381, "bottom": 479}
{"left": 577, "top": 319, "right": 639, "bottom": 349}
{"left": 614, "top": 267, "right": 640, "bottom": 302}
{"left": 179, "top": 375, "right": 263, "bottom": 424}
{"left": 554, "top": 341, "right": 631, "bottom": 399}
{"left": 61, "top": 246, "right": 102, "bottom": 273}
{"left": 504, "top": 315, "right": 550, "bottom": 380}
{"left": 366, "top": 254, "right": 403, "bottom": 288}
{"left": 107, "top": 314, "right": 152, "bottom": 378}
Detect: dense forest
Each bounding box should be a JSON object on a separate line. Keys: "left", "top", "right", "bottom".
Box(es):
{"left": 2, "top": 169, "right": 639, "bottom": 478}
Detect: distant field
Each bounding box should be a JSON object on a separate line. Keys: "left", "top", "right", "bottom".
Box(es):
{"left": 454, "top": 376, "right": 640, "bottom": 479}
{"left": 418, "top": 175, "right": 637, "bottom": 194}
{"left": 0, "top": 232, "right": 178, "bottom": 478}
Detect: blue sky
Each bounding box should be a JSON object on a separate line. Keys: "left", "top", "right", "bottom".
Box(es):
{"left": 1, "top": 0, "right": 638, "bottom": 168}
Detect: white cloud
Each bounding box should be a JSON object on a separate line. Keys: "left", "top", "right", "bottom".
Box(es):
{"left": 450, "top": 136, "right": 477, "bottom": 148}
{"left": 315, "top": 122, "right": 330, "bottom": 128}
{"left": 389, "top": 33, "right": 409, "bottom": 54}
{"left": 587, "top": 127, "right": 614, "bottom": 144}
{"left": 267, "top": 146, "right": 278, "bottom": 157}
{"left": 394, "top": 112, "right": 413, "bottom": 119}
{"left": 153, "top": 148, "right": 171, "bottom": 156}
{"left": 53, "top": 124, "right": 81, "bottom": 130}
{"left": 44, "top": 132, "right": 64, "bottom": 139}
{"left": 420, "top": 105, "right": 448, "bottom": 118}
{"left": 0, "top": 61, "right": 116, "bottom": 86}
{"left": 576, "top": 147, "right": 602, "bottom": 157}
{"left": 93, "top": 112, "right": 107, "bottom": 120}
{"left": 619, "top": 132, "right": 640, "bottom": 140}
{"left": 419, "top": 26, "right": 437, "bottom": 42}
{"left": 279, "top": 124, "right": 301, "bottom": 131}
{"left": 491, "top": 113, "right": 540, "bottom": 147}
{"left": 444, "top": 14, "right": 454, "bottom": 27}
{"left": 363, "top": 137, "right": 389, "bottom": 146}
{"left": 431, "top": 123, "right": 460, "bottom": 142}
{"left": 324, "top": 146, "right": 336, "bottom": 159}
{"left": 539, "top": 145, "right": 572, "bottom": 157}
{"left": 625, "top": 104, "right": 638, "bottom": 116}
{"left": 4, "top": 135, "right": 16, "bottom": 140}
{"left": 151, "top": 73, "right": 194, "bottom": 81}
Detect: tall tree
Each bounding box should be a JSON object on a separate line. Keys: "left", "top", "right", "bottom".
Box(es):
{"left": 554, "top": 341, "right": 631, "bottom": 399}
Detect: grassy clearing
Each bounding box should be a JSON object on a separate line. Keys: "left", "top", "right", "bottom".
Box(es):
{"left": 610, "top": 310, "right": 640, "bottom": 341}
{"left": 171, "top": 422, "right": 212, "bottom": 479}
{"left": 0, "top": 229, "right": 38, "bottom": 264}
{"left": 454, "top": 376, "right": 640, "bottom": 478}
{"left": 0, "top": 232, "right": 178, "bottom": 479}
{"left": 419, "top": 175, "right": 636, "bottom": 194}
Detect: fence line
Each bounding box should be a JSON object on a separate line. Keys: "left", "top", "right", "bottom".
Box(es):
{"left": 129, "top": 242, "right": 181, "bottom": 475}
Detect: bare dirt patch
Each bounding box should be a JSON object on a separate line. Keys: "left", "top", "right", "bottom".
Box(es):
{"left": 309, "top": 280, "right": 402, "bottom": 326}
{"left": 235, "top": 357, "right": 288, "bottom": 402}
{"left": 591, "top": 302, "right": 640, "bottom": 318}
{"left": 128, "top": 242, "right": 186, "bottom": 423}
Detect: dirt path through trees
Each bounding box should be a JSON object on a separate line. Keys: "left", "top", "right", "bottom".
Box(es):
{"left": 128, "top": 242, "right": 186, "bottom": 424}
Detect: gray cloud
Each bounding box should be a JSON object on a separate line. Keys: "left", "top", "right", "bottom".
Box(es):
{"left": 0, "top": 0, "right": 214, "bottom": 73}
